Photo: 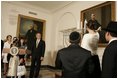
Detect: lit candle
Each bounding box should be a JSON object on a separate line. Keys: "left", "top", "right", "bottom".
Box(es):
{"left": 84, "top": 19, "right": 87, "bottom": 33}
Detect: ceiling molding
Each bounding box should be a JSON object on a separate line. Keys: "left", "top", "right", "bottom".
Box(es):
{"left": 3, "top": 1, "right": 51, "bottom": 14}
{"left": 10, "top": 1, "right": 73, "bottom": 13}
{"left": 51, "top": 1, "right": 73, "bottom": 13}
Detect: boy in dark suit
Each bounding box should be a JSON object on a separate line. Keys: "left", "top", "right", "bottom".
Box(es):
{"left": 102, "top": 21, "right": 117, "bottom": 78}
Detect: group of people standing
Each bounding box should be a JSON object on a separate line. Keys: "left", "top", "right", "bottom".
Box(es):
{"left": 2, "top": 36, "right": 27, "bottom": 77}
{"left": 1, "top": 25, "right": 46, "bottom": 78}
{"left": 1, "top": 14, "right": 117, "bottom": 78}
{"left": 55, "top": 20, "right": 117, "bottom": 78}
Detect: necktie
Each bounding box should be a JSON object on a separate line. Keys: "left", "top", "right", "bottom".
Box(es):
{"left": 36, "top": 41, "right": 39, "bottom": 48}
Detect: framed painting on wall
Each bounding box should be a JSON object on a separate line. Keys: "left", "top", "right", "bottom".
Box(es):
{"left": 80, "top": 1, "right": 116, "bottom": 47}
{"left": 17, "top": 14, "right": 46, "bottom": 40}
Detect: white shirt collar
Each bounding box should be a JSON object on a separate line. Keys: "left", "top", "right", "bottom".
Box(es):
{"left": 36, "top": 39, "right": 40, "bottom": 43}
{"left": 109, "top": 38, "right": 117, "bottom": 44}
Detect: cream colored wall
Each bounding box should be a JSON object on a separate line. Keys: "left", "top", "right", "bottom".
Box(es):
{"left": 53, "top": 1, "right": 106, "bottom": 50}
{"left": 1, "top": 2, "right": 54, "bottom": 66}
{"left": 52, "top": 1, "right": 107, "bottom": 66}
{"left": 1, "top": 1, "right": 108, "bottom": 67}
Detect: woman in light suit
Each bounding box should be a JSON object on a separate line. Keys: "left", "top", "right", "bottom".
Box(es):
{"left": 81, "top": 21, "right": 101, "bottom": 77}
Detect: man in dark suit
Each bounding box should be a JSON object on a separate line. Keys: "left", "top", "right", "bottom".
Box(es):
{"left": 26, "top": 25, "right": 37, "bottom": 50}
{"left": 55, "top": 31, "right": 94, "bottom": 78}
{"left": 29, "top": 32, "right": 45, "bottom": 78}
{"left": 101, "top": 21, "right": 117, "bottom": 78}
{"left": 88, "top": 14, "right": 101, "bottom": 31}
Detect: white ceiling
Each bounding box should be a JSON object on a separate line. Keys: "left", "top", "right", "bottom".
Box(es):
{"left": 22, "top": 1, "right": 72, "bottom": 12}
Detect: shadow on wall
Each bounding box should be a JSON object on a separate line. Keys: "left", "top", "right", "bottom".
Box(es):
{"left": 51, "top": 51, "right": 58, "bottom": 67}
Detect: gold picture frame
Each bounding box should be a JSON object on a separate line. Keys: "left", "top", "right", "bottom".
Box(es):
{"left": 80, "top": 1, "right": 116, "bottom": 47}
{"left": 17, "top": 14, "right": 46, "bottom": 40}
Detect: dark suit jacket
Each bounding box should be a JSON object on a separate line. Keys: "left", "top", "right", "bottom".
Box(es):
{"left": 101, "top": 40, "right": 117, "bottom": 78}
{"left": 31, "top": 40, "right": 45, "bottom": 58}
{"left": 26, "top": 29, "right": 37, "bottom": 40}
{"left": 26, "top": 29, "right": 37, "bottom": 50}
{"left": 55, "top": 44, "right": 94, "bottom": 78}
{"left": 88, "top": 19, "right": 101, "bottom": 30}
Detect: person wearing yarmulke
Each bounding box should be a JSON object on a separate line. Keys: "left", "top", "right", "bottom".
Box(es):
{"left": 55, "top": 31, "right": 94, "bottom": 78}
